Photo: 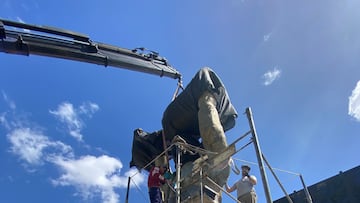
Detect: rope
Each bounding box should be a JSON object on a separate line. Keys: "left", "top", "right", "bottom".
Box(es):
{"left": 129, "top": 175, "right": 149, "bottom": 202}
{"left": 230, "top": 158, "right": 241, "bottom": 175}
{"left": 163, "top": 77, "right": 184, "bottom": 169}
{"left": 126, "top": 142, "right": 176, "bottom": 202}
{"left": 232, "top": 158, "right": 300, "bottom": 176}
{"left": 235, "top": 140, "right": 253, "bottom": 154}
{"left": 129, "top": 137, "right": 219, "bottom": 180}
{"left": 130, "top": 142, "right": 176, "bottom": 179}
{"left": 205, "top": 176, "right": 241, "bottom": 203}
{"left": 127, "top": 136, "right": 224, "bottom": 201}
{"left": 178, "top": 141, "right": 217, "bottom": 156}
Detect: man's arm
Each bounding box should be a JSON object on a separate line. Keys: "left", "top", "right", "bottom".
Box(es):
{"left": 225, "top": 183, "right": 236, "bottom": 193}
{"left": 159, "top": 174, "right": 166, "bottom": 185}
{"left": 244, "top": 171, "right": 257, "bottom": 185}
{"left": 248, "top": 175, "right": 257, "bottom": 185}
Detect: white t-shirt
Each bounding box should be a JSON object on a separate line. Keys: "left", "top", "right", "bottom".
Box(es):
{"left": 235, "top": 176, "right": 256, "bottom": 197}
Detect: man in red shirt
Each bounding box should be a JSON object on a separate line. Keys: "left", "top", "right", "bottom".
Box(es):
{"left": 148, "top": 165, "right": 166, "bottom": 203}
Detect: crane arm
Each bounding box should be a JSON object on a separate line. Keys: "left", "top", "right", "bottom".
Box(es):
{"left": 0, "top": 18, "right": 181, "bottom": 80}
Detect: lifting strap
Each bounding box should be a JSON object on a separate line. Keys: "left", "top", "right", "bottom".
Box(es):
{"left": 171, "top": 77, "right": 184, "bottom": 101}
{"left": 230, "top": 158, "right": 241, "bottom": 175}
{"left": 162, "top": 77, "right": 184, "bottom": 169}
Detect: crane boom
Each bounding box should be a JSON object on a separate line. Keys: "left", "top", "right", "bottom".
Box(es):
{"left": 0, "top": 18, "right": 181, "bottom": 80}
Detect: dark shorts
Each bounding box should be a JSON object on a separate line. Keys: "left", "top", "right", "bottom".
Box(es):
{"left": 149, "top": 187, "right": 163, "bottom": 203}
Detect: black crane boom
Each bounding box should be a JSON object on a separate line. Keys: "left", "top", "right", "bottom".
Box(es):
{"left": 0, "top": 18, "right": 181, "bottom": 80}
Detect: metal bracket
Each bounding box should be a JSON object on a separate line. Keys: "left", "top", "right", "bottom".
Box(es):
{"left": 0, "top": 21, "right": 5, "bottom": 39}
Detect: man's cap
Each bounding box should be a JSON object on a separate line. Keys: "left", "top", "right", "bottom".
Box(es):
{"left": 241, "top": 164, "right": 251, "bottom": 170}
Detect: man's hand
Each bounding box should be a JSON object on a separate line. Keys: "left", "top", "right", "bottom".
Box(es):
{"left": 225, "top": 183, "right": 233, "bottom": 193}
{"left": 244, "top": 172, "right": 250, "bottom": 178}
{"left": 247, "top": 174, "right": 258, "bottom": 185}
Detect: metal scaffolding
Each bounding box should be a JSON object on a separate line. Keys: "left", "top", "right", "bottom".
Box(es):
{"left": 126, "top": 107, "right": 312, "bottom": 203}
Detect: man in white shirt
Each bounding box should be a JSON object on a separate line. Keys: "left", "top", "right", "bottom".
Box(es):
{"left": 225, "top": 165, "right": 257, "bottom": 203}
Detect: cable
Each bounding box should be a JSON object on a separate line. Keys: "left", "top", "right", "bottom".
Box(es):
{"left": 129, "top": 175, "right": 149, "bottom": 202}
{"left": 232, "top": 158, "right": 300, "bottom": 176}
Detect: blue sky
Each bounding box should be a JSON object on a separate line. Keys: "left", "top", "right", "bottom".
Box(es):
{"left": 1, "top": 0, "right": 360, "bottom": 203}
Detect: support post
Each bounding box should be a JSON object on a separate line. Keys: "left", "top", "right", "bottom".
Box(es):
{"left": 246, "top": 107, "right": 272, "bottom": 203}
{"left": 300, "top": 174, "right": 313, "bottom": 203}
{"left": 200, "top": 167, "right": 204, "bottom": 203}
{"left": 176, "top": 143, "right": 181, "bottom": 203}
{"left": 262, "top": 153, "right": 293, "bottom": 203}
{"left": 125, "top": 176, "right": 130, "bottom": 203}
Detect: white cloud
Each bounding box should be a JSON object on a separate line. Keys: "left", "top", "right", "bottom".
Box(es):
{"left": 348, "top": 80, "right": 360, "bottom": 121}
{"left": 2, "top": 0, "right": 11, "bottom": 9}
{"left": 263, "top": 32, "right": 272, "bottom": 42}
{"left": 6, "top": 126, "right": 143, "bottom": 203}
{"left": 7, "top": 128, "right": 47, "bottom": 165}
{"left": 2, "top": 99, "right": 143, "bottom": 203}
{"left": 49, "top": 102, "right": 99, "bottom": 141}
{"left": 1, "top": 91, "right": 16, "bottom": 130}
{"left": 2, "top": 90, "right": 16, "bottom": 110}
{"left": 7, "top": 128, "right": 73, "bottom": 165}
{"left": 51, "top": 155, "right": 145, "bottom": 203}
{"left": 20, "top": 3, "right": 30, "bottom": 11}
{"left": 0, "top": 112, "right": 10, "bottom": 130}
{"left": 1, "top": 92, "right": 16, "bottom": 130}
{"left": 124, "top": 168, "right": 146, "bottom": 190}
{"left": 231, "top": 0, "right": 246, "bottom": 6}
{"left": 16, "top": 17, "right": 30, "bottom": 33}
{"left": 262, "top": 67, "right": 281, "bottom": 86}
{"left": 79, "top": 102, "right": 99, "bottom": 117}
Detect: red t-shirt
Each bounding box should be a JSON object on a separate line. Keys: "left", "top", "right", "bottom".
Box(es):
{"left": 148, "top": 166, "right": 165, "bottom": 188}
